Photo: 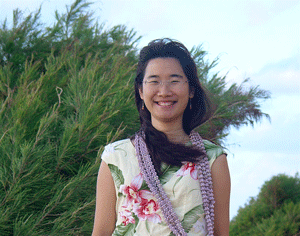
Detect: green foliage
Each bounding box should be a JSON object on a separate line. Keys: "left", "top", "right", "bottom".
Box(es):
{"left": 0, "top": 1, "right": 139, "bottom": 234}
{"left": 258, "top": 173, "right": 300, "bottom": 209}
{"left": 0, "top": 0, "right": 271, "bottom": 234}
{"left": 0, "top": 48, "right": 137, "bottom": 235}
{"left": 0, "top": 0, "right": 139, "bottom": 87}
{"left": 191, "top": 46, "right": 271, "bottom": 143}
{"left": 230, "top": 173, "right": 300, "bottom": 236}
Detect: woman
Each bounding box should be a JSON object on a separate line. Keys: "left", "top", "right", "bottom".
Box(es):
{"left": 92, "top": 39, "right": 230, "bottom": 236}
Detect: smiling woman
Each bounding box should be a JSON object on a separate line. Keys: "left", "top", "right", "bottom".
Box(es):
{"left": 139, "top": 57, "right": 193, "bottom": 129}
{"left": 92, "top": 39, "right": 230, "bottom": 236}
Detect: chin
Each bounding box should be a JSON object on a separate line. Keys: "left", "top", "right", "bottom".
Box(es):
{"left": 152, "top": 115, "right": 183, "bottom": 124}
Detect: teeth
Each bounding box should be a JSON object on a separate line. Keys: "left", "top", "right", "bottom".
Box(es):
{"left": 157, "top": 102, "right": 174, "bottom": 106}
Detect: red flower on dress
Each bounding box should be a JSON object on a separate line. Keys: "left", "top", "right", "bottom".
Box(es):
{"left": 176, "top": 162, "right": 199, "bottom": 180}
{"left": 133, "top": 193, "right": 162, "bottom": 223}
{"left": 119, "top": 173, "right": 143, "bottom": 206}
{"left": 119, "top": 209, "right": 135, "bottom": 226}
{"left": 119, "top": 173, "right": 162, "bottom": 224}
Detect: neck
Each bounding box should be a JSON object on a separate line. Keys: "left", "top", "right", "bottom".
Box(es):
{"left": 152, "top": 120, "right": 189, "bottom": 144}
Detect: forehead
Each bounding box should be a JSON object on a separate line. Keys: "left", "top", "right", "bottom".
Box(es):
{"left": 144, "top": 57, "right": 184, "bottom": 76}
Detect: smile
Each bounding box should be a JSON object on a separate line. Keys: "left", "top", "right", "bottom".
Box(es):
{"left": 156, "top": 101, "right": 177, "bottom": 106}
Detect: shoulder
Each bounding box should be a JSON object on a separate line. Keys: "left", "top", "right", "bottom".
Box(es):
{"left": 102, "top": 138, "right": 132, "bottom": 154}
{"left": 101, "top": 138, "right": 140, "bottom": 194}
{"left": 101, "top": 138, "right": 134, "bottom": 164}
{"left": 203, "top": 139, "right": 227, "bottom": 169}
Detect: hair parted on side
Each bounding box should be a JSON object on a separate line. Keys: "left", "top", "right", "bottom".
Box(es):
{"left": 134, "top": 38, "right": 213, "bottom": 175}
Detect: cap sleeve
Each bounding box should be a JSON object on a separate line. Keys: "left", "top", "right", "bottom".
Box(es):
{"left": 203, "top": 140, "right": 227, "bottom": 169}
{"left": 100, "top": 143, "right": 115, "bottom": 165}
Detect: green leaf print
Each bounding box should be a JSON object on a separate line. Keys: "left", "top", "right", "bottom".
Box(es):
{"left": 203, "top": 140, "right": 224, "bottom": 161}
{"left": 139, "top": 165, "right": 181, "bottom": 191}
{"left": 112, "top": 223, "right": 135, "bottom": 236}
{"left": 181, "top": 205, "right": 204, "bottom": 233}
{"left": 168, "top": 205, "right": 204, "bottom": 235}
{"left": 172, "top": 176, "right": 183, "bottom": 197}
{"left": 145, "top": 220, "right": 150, "bottom": 234}
{"left": 112, "top": 216, "right": 139, "bottom": 236}
{"left": 108, "top": 164, "right": 124, "bottom": 191}
{"left": 114, "top": 146, "right": 128, "bottom": 157}
{"left": 139, "top": 178, "right": 149, "bottom": 190}
{"left": 160, "top": 165, "right": 181, "bottom": 185}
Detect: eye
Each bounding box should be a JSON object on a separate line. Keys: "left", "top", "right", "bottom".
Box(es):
{"left": 147, "top": 80, "right": 159, "bottom": 84}
{"left": 170, "top": 80, "right": 180, "bottom": 84}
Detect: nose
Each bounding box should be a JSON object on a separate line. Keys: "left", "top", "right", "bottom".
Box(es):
{"left": 157, "top": 82, "right": 172, "bottom": 96}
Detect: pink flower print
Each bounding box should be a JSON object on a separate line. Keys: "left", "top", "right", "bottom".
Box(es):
{"left": 119, "top": 173, "right": 161, "bottom": 224}
{"left": 176, "top": 162, "right": 199, "bottom": 180}
{"left": 133, "top": 190, "right": 162, "bottom": 223}
{"left": 119, "top": 173, "right": 143, "bottom": 206}
{"left": 133, "top": 198, "right": 162, "bottom": 223}
{"left": 119, "top": 209, "right": 135, "bottom": 226}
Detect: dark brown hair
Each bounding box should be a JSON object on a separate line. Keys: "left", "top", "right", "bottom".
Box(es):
{"left": 134, "top": 38, "right": 212, "bottom": 175}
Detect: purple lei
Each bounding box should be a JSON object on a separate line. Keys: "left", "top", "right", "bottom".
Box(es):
{"left": 134, "top": 130, "right": 215, "bottom": 236}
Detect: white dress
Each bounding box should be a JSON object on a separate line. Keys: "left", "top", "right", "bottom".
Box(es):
{"left": 101, "top": 138, "right": 225, "bottom": 235}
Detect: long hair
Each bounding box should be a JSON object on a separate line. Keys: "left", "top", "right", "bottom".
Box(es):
{"left": 134, "top": 38, "right": 212, "bottom": 175}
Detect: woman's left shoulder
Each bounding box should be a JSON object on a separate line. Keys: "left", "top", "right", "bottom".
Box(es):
{"left": 203, "top": 140, "right": 227, "bottom": 168}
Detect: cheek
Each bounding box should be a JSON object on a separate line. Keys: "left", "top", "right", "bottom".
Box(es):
{"left": 142, "top": 89, "right": 154, "bottom": 101}
{"left": 179, "top": 89, "right": 190, "bottom": 100}
{"left": 139, "top": 87, "right": 145, "bottom": 100}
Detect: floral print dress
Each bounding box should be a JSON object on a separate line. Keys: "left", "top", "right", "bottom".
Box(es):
{"left": 101, "top": 138, "right": 225, "bottom": 236}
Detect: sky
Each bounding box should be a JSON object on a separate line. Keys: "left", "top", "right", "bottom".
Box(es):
{"left": 1, "top": 0, "right": 299, "bottom": 220}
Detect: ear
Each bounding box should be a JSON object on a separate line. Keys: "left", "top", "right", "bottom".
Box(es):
{"left": 139, "top": 87, "right": 144, "bottom": 100}
{"left": 189, "top": 88, "right": 194, "bottom": 98}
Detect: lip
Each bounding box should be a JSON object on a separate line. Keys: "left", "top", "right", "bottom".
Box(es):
{"left": 155, "top": 101, "right": 177, "bottom": 106}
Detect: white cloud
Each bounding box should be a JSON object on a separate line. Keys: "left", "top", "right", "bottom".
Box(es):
{"left": 249, "top": 55, "right": 300, "bottom": 95}
{"left": 238, "top": 0, "right": 299, "bottom": 27}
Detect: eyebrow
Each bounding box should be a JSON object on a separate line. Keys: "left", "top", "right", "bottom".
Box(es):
{"left": 147, "top": 75, "right": 159, "bottom": 79}
{"left": 170, "top": 74, "right": 183, "bottom": 78}
{"left": 146, "top": 74, "right": 183, "bottom": 79}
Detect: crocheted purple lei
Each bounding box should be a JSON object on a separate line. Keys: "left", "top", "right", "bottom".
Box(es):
{"left": 134, "top": 130, "right": 215, "bottom": 236}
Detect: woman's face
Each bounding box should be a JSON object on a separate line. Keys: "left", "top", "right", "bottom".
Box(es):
{"left": 139, "top": 57, "right": 193, "bottom": 129}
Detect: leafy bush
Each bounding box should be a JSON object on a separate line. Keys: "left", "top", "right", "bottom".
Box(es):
{"left": 230, "top": 173, "right": 300, "bottom": 236}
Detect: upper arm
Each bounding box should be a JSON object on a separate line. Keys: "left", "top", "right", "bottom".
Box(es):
{"left": 211, "top": 154, "right": 231, "bottom": 236}
{"left": 92, "top": 161, "right": 117, "bottom": 236}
